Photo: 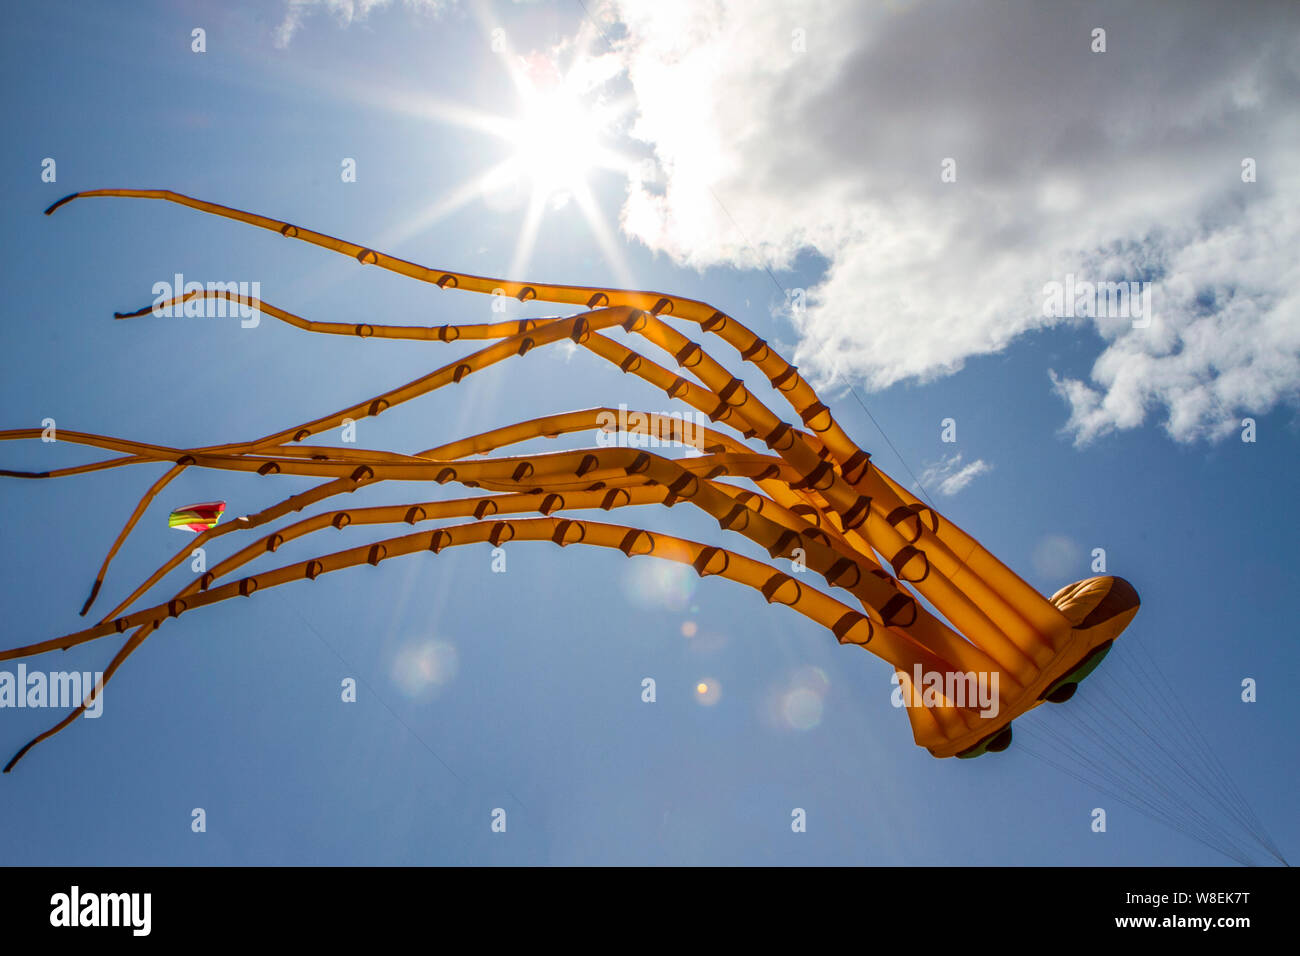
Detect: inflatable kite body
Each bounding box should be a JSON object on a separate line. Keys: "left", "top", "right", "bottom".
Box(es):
{"left": 168, "top": 501, "right": 225, "bottom": 533}
{"left": 0, "top": 189, "right": 1140, "bottom": 770}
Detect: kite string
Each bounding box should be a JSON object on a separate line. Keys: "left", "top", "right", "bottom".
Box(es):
{"left": 1018, "top": 635, "right": 1285, "bottom": 867}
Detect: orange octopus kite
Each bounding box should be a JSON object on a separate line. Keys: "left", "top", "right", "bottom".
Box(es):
{"left": 0, "top": 189, "right": 1140, "bottom": 771}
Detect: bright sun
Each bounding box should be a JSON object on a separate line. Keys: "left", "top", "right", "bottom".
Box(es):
{"left": 478, "top": 55, "right": 637, "bottom": 279}
{"left": 511, "top": 88, "right": 602, "bottom": 194}
{"left": 387, "top": 43, "right": 637, "bottom": 282}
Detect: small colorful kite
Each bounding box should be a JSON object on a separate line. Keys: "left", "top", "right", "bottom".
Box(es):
{"left": 168, "top": 501, "right": 225, "bottom": 533}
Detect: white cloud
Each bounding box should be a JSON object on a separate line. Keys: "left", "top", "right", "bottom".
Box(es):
{"left": 585, "top": 0, "right": 1300, "bottom": 444}
{"left": 916, "top": 453, "right": 992, "bottom": 497}
{"left": 273, "top": 0, "right": 1300, "bottom": 444}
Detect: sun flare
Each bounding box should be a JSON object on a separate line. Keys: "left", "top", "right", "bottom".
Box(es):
{"left": 510, "top": 88, "right": 603, "bottom": 195}
{"left": 354, "top": 41, "right": 638, "bottom": 282}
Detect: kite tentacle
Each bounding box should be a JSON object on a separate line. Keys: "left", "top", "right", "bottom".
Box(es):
{"left": 79, "top": 464, "right": 185, "bottom": 616}
{"left": 70, "top": 289, "right": 854, "bottom": 555}
{"left": 78, "top": 401, "right": 811, "bottom": 623}
{"left": 60, "top": 480, "right": 880, "bottom": 762}
{"left": 28, "top": 516, "right": 984, "bottom": 682}
{"left": 6, "top": 507, "right": 1004, "bottom": 768}
{"left": 44, "top": 190, "right": 869, "bottom": 472}
{"left": 2, "top": 625, "right": 155, "bottom": 773}
{"left": 155, "top": 441, "right": 1011, "bottom": 679}
{"left": 102, "top": 445, "right": 918, "bottom": 635}
{"left": 88, "top": 412, "right": 851, "bottom": 625}
{"left": 119, "top": 288, "right": 550, "bottom": 342}
{"left": 60, "top": 430, "right": 1002, "bottom": 683}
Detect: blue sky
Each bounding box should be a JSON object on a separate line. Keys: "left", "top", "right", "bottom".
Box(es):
{"left": 0, "top": 0, "right": 1296, "bottom": 865}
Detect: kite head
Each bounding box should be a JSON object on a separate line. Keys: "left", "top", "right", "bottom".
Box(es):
{"left": 928, "top": 575, "right": 1140, "bottom": 759}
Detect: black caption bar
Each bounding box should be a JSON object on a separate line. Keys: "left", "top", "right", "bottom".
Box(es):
{"left": 0, "top": 865, "right": 1291, "bottom": 941}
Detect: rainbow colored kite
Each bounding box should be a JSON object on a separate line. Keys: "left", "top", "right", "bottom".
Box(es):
{"left": 168, "top": 501, "right": 225, "bottom": 533}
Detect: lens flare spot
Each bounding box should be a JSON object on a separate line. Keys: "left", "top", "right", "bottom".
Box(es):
{"left": 622, "top": 560, "right": 698, "bottom": 612}
{"left": 782, "top": 687, "right": 824, "bottom": 730}
{"left": 391, "top": 639, "right": 459, "bottom": 699}
{"left": 695, "top": 678, "right": 722, "bottom": 706}
{"left": 766, "top": 666, "right": 830, "bottom": 731}
{"left": 681, "top": 620, "right": 698, "bottom": 638}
